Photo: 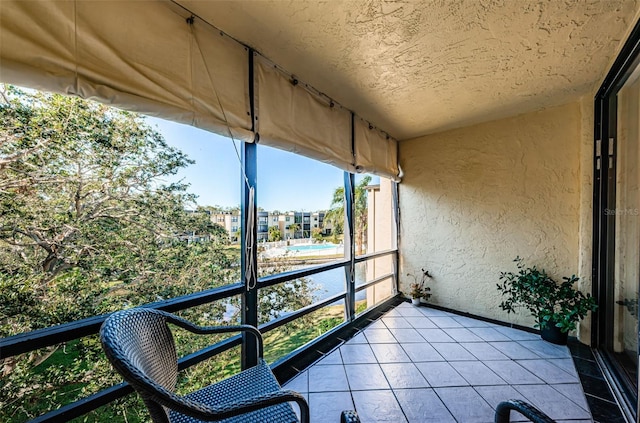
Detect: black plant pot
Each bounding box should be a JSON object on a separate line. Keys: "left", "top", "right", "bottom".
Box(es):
{"left": 540, "top": 322, "right": 568, "bottom": 345}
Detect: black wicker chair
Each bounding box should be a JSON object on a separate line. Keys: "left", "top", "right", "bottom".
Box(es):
{"left": 100, "top": 308, "right": 310, "bottom": 423}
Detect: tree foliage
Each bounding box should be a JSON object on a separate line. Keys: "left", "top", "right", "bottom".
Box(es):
{"left": 324, "top": 176, "right": 371, "bottom": 254}
{"left": 0, "top": 86, "right": 315, "bottom": 422}
{"left": 287, "top": 222, "right": 300, "bottom": 239}
{"left": 311, "top": 227, "right": 323, "bottom": 241}
{"left": 0, "top": 86, "right": 227, "bottom": 336}
{"left": 267, "top": 225, "right": 282, "bottom": 242}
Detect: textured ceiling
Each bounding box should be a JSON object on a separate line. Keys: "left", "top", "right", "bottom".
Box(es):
{"left": 178, "top": 0, "right": 638, "bottom": 140}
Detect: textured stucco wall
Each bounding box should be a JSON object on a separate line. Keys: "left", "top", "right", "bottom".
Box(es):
{"left": 182, "top": 0, "right": 637, "bottom": 140}
{"left": 399, "top": 103, "right": 583, "bottom": 329}
{"left": 366, "top": 179, "right": 396, "bottom": 306}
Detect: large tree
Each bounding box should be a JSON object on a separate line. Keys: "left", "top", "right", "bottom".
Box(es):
{"left": 324, "top": 176, "right": 371, "bottom": 255}
{"left": 0, "top": 86, "right": 229, "bottom": 334}
{"left": 0, "top": 87, "right": 315, "bottom": 422}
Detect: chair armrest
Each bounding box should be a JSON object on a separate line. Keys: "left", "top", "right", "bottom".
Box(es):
{"left": 152, "top": 385, "right": 309, "bottom": 422}
{"left": 495, "top": 399, "right": 554, "bottom": 423}
{"left": 157, "top": 309, "right": 264, "bottom": 358}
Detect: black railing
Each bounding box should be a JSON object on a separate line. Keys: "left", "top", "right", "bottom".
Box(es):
{"left": 258, "top": 259, "right": 349, "bottom": 288}
{"left": 0, "top": 283, "right": 244, "bottom": 359}
{"left": 2, "top": 249, "right": 398, "bottom": 423}
{"left": 494, "top": 399, "right": 554, "bottom": 423}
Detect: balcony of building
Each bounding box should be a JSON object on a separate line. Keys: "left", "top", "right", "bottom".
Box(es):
{"left": 2, "top": 1, "right": 640, "bottom": 423}
{"left": 283, "top": 302, "right": 595, "bottom": 423}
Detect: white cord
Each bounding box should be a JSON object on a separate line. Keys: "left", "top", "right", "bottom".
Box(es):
{"left": 245, "top": 187, "right": 256, "bottom": 289}
{"left": 189, "top": 20, "right": 256, "bottom": 289}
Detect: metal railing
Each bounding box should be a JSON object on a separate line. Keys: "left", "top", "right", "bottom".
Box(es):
{"left": 1, "top": 250, "right": 398, "bottom": 422}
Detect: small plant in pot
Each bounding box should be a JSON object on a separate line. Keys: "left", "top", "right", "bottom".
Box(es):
{"left": 497, "top": 257, "right": 597, "bottom": 345}
{"left": 407, "top": 268, "right": 432, "bottom": 306}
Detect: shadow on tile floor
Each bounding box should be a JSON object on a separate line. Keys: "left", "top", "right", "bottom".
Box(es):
{"left": 283, "top": 302, "right": 622, "bottom": 423}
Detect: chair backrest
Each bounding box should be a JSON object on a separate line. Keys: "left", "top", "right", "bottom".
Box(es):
{"left": 100, "top": 308, "right": 179, "bottom": 423}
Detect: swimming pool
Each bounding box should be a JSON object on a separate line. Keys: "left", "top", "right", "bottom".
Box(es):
{"left": 286, "top": 243, "right": 338, "bottom": 252}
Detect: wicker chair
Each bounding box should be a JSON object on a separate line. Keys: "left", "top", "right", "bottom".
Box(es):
{"left": 100, "top": 308, "right": 310, "bottom": 423}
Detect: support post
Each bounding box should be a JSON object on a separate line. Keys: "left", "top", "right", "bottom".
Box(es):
{"left": 344, "top": 171, "right": 356, "bottom": 321}
{"left": 241, "top": 141, "right": 258, "bottom": 369}
{"left": 241, "top": 49, "right": 259, "bottom": 369}
{"left": 391, "top": 181, "right": 400, "bottom": 295}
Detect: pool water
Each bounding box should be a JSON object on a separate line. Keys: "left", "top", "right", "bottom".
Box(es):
{"left": 286, "top": 243, "right": 338, "bottom": 252}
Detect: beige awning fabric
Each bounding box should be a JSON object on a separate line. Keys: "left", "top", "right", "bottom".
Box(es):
{"left": 255, "top": 55, "right": 355, "bottom": 172}
{"left": 0, "top": 0, "right": 254, "bottom": 142}
{"left": 0, "top": 0, "right": 400, "bottom": 179}
{"left": 354, "top": 118, "right": 400, "bottom": 182}
{"left": 0, "top": 1, "right": 77, "bottom": 95}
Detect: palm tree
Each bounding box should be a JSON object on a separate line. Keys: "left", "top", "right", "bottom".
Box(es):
{"left": 288, "top": 222, "right": 301, "bottom": 239}
{"left": 268, "top": 225, "right": 282, "bottom": 242}
{"left": 325, "top": 175, "right": 371, "bottom": 255}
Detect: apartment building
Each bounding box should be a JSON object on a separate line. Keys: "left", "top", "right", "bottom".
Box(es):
{"left": 212, "top": 210, "right": 331, "bottom": 242}
{"left": 210, "top": 210, "right": 241, "bottom": 242}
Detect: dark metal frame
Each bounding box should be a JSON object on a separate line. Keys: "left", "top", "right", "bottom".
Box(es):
{"left": 99, "top": 308, "right": 310, "bottom": 423}
{"left": 0, "top": 13, "right": 402, "bottom": 418}
{"left": 0, "top": 45, "right": 400, "bottom": 419}
{"left": 3, "top": 253, "right": 398, "bottom": 422}
{"left": 592, "top": 15, "right": 640, "bottom": 420}
{"left": 0, "top": 284, "right": 244, "bottom": 359}
{"left": 4, "top": 250, "right": 397, "bottom": 422}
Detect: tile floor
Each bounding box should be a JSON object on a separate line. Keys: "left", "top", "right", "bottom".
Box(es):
{"left": 283, "top": 302, "right": 594, "bottom": 423}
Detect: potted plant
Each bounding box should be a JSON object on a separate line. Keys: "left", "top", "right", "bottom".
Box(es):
{"left": 407, "top": 268, "right": 432, "bottom": 306}
{"left": 497, "top": 257, "right": 597, "bottom": 345}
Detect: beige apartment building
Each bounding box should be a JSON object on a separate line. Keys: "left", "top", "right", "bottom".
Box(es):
{"left": 211, "top": 210, "right": 333, "bottom": 242}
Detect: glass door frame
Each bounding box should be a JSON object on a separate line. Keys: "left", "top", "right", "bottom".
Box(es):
{"left": 593, "top": 18, "right": 640, "bottom": 421}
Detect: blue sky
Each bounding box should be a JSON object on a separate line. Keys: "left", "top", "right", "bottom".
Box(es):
{"left": 148, "top": 117, "right": 347, "bottom": 211}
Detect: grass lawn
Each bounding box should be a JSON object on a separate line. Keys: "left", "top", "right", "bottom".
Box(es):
{"left": 7, "top": 300, "right": 368, "bottom": 423}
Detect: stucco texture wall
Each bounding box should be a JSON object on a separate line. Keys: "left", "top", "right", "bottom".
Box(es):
{"left": 399, "top": 103, "right": 583, "bottom": 329}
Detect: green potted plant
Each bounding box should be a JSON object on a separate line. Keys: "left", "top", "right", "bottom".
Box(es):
{"left": 497, "top": 257, "right": 597, "bottom": 345}
{"left": 407, "top": 268, "right": 432, "bottom": 306}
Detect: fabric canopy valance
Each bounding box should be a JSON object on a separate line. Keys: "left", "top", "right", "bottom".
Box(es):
{"left": 0, "top": 0, "right": 400, "bottom": 181}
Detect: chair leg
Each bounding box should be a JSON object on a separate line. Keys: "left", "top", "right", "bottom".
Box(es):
{"left": 340, "top": 410, "right": 361, "bottom": 423}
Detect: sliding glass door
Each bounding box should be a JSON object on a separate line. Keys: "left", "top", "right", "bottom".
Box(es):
{"left": 593, "top": 22, "right": 640, "bottom": 421}
{"left": 611, "top": 67, "right": 640, "bottom": 394}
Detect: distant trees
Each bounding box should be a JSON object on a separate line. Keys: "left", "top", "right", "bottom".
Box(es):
{"left": 268, "top": 226, "right": 282, "bottom": 242}
{"left": 0, "top": 86, "right": 230, "bottom": 334}
{"left": 287, "top": 222, "right": 300, "bottom": 239}
{"left": 311, "top": 227, "right": 323, "bottom": 241}
{"left": 324, "top": 176, "right": 371, "bottom": 254}
{"left": 209, "top": 222, "right": 231, "bottom": 244}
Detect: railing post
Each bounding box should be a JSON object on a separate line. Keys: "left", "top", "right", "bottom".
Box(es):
{"left": 391, "top": 181, "right": 400, "bottom": 295}
{"left": 241, "top": 49, "right": 259, "bottom": 369}
{"left": 241, "top": 141, "right": 258, "bottom": 369}
{"left": 344, "top": 171, "right": 356, "bottom": 322}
